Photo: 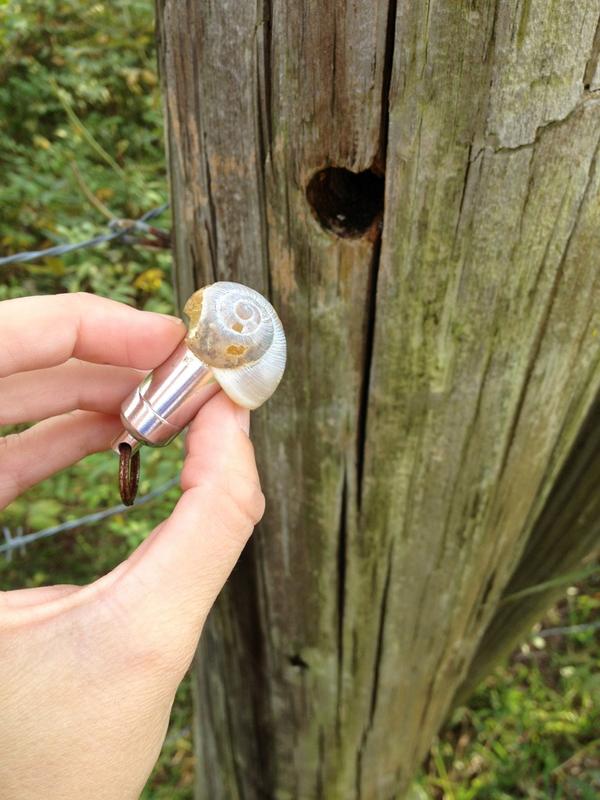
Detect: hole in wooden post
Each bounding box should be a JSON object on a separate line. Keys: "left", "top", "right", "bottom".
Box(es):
{"left": 287, "top": 653, "right": 309, "bottom": 670}
{"left": 306, "top": 166, "right": 384, "bottom": 238}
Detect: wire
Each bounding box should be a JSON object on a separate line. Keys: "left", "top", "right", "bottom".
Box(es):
{"left": 0, "top": 203, "right": 169, "bottom": 267}
{"left": 534, "top": 621, "right": 600, "bottom": 638}
{"left": 1, "top": 477, "right": 179, "bottom": 559}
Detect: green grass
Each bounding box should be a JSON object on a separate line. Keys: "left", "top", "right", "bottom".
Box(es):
{"left": 412, "top": 582, "right": 600, "bottom": 799}
{"left": 0, "top": 2, "right": 598, "bottom": 798}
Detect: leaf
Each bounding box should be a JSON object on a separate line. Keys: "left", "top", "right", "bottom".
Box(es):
{"left": 33, "top": 134, "right": 51, "bottom": 149}
{"left": 134, "top": 267, "right": 164, "bottom": 292}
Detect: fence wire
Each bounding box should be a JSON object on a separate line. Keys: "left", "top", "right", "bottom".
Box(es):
{"left": 1, "top": 477, "right": 179, "bottom": 560}
{"left": 0, "top": 203, "right": 169, "bottom": 267}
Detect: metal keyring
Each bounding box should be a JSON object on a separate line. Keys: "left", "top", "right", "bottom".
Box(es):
{"left": 118, "top": 442, "right": 140, "bottom": 506}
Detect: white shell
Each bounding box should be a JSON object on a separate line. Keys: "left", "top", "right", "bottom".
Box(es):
{"left": 183, "top": 281, "right": 286, "bottom": 410}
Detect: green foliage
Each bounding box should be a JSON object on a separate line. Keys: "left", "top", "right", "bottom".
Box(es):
{"left": 414, "top": 582, "right": 600, "bottom": 799}
{"left": 0, "top": 0, "right": 171, "bottom": 309}
{"left": 1, "top": 3, "right": 597, "bottom": 800}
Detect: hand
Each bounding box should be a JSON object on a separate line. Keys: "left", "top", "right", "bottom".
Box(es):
{"left": 0, "top": 293, "right": 265, "bottom": 799}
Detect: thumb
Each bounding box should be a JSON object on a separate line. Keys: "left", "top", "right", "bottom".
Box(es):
{"left": 109, "top": 391, "right": 265, "bottom": 666}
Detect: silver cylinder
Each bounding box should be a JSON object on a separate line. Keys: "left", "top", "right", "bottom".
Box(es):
{"left": 111, "top": 339, "right": 220, "bottom": 453}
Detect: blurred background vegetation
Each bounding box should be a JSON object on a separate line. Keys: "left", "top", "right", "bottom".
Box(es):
{"left": 0, "top": 2, "right": 598, "bottom": 798}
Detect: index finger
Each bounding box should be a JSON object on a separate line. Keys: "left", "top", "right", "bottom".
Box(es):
{"left": 0, "top": 292, "right": 186, "bottom": 378}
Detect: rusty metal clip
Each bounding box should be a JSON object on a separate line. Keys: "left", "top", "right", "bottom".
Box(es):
{"left": 118, "top": 442, "right": 140, "bottom": 506}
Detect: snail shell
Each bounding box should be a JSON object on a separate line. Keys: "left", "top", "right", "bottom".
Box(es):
{"left": 183, "top": 281, "right": 286, "bottom": 410}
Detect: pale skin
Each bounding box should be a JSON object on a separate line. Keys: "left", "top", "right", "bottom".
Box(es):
{"left": 0, "top": 293, "right": 266, "bottom": 799}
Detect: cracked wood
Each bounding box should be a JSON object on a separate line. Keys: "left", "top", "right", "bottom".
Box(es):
{"left": 157, "top": 1, "right": 600, "bottom": 797}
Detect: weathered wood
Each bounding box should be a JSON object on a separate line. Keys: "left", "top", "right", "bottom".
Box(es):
{"left": 157, "top": 1, "right": 600, "bottom": 797}
{"left": 455, "top": 398, "right": 600, "bottom": 706}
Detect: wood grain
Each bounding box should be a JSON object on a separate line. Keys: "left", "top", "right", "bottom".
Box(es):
{"left": 157, "top": 1, "right": 600, "bottom": 796}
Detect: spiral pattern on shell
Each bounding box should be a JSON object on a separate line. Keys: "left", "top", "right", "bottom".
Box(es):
{"left": 183, "top": 281, "right": 286, "bottom": 410}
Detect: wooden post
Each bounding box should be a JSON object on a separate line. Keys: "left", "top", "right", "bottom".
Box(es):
{"left": 156, "top": 1, "right": 600, "bottom": 797}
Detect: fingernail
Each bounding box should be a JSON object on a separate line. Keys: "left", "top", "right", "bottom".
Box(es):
{"left": 235, "top": 406, "right": 250, "bottom": 434}
{"left": 156, "top": 312, "right": 185, "bottom": 326}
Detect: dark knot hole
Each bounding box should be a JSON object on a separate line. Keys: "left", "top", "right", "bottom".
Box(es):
{"left": 306, "top": 166, "right": 384, "bottom": 238}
